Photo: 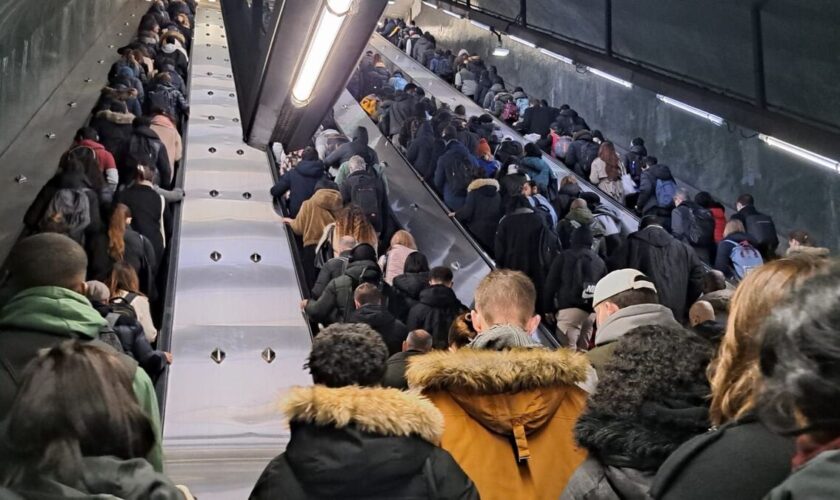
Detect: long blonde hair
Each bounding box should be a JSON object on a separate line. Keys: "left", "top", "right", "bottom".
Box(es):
{"left": 389, "top": 230, "right": 416, "bottom": 251}
{"left": 709, "top": 255, "right": 829, "bottom": 425}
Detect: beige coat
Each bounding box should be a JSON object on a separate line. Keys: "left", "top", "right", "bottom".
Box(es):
{"left": 290, "top": 189, "right": 343, "bottom": 246}
{"left": 150, "top": 115, "right": 182, "bottom": 167}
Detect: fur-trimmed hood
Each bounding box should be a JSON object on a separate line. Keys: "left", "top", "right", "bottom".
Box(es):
{"left": 101, "top": 86, "right": 138, "bottom": 100}
{"left": 95, "top": 109, "right": 136, "bottom": 125}
{"left": 283, "top": 385, "right": 443, "bottom": 444}
{"left": 406, "top": 347, "right": 588, "bottom": 394}
{"left": 786, "top": 245, "right": 830, "bottom": 258}
{"left": 160, "top": 30, "right": 186, "bottom": 47}
{"left": 467, "top": 178, "right": 499, "bottom": 192}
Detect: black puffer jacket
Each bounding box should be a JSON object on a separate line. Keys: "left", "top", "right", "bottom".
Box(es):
{"left": 609, "top": 225, "right": 705, "bottom": 321}
{"left": 250, "top": 385, "right": 478, "bottom": 500}
{"left": 407, "top": 121, "right": 441, "bottom": 183}
{"left": 390, "top": 272, "right": 428, "bottom": 322}
{"left": 348, "top": 304, "right": 409, "bottom": 356}
{"left": 407, "top": 285, "right": 466, "bottom": 349}
{"left": 455, "top": 178, "right": 502, "bottom": 252}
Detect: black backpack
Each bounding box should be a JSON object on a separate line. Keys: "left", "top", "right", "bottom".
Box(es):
{"left": 109, "top": 293, "right": 138, "bottom": 320}
{"left": 537, "top": 225, "right": 562, "bottom": 271}
{"left": 446, "top": 157, "right": 475, "bottom": 194}
{"left": 687, "top": 207, "right": 716, "bottom": 246}
{"left": 578, "top": 142, "right": 600, "bottom": 177}
{"left": 744, "top": 213, "right": 777, "bottom": 248}
{"left": 350, "top": 173, "right": 382, "bottom": 231}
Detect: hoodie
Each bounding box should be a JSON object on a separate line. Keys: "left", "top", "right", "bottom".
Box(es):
{"left": 407, "top": 285, "right": 466, "bottom": 348}
{"left": 0, "top": 287, "right": 163, "bottom": 471}
{"left": 348, "top": 304, "right": 409, "bottom": 356}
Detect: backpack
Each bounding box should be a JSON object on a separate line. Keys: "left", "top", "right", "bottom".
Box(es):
{"left": 128, "top": 135, "right": 162, "bottom": 171}
{"left": 626, "top": 155, "right": 645, "bottom": 183}
{"left": 727, "top": 240, "right": 763, "bottom": 280}
{"left": 579, "top": 142, "right": 600, "bottom": 177}
{"left": 350, "top": 173, "right": 382, "bottom": 230}
{"left": 40, "top": 188, "right": 91, "bottom": 243}
{"left": 434, "top": 56, "right": 453, "bottom": 77}
{"left": 537, "top": 225, "right": 562, "bottom": 271}
{"left": 553, "top": 135, "right": 572, "bottom": 159}
{"left": 686, "top": 207, "right": 715, "bottom": 246}
{"left": 446, "top": 156, "right": 475, "bottom": 194}
{"left": 744, "top": 213, "right": 777, "bottom": 248}
{"left": 392, "top": 75, "right": 408, "bottom": 91}
{"left": 515, "top": 97, "right": 530, "bottom": 117}
{"left": 109, "top": 293, "right": 139, "bottom": 320}
{"left": 500, "top": 101, "right": 519, "bottom": 122}
{"left": 655, "top": 178, "right": 677, "bottom": 208}
{"left": 568, "top": 220, "right": 602, "bottom": 254}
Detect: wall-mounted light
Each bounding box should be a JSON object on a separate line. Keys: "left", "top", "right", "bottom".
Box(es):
{"left": 422, "top": 1, "right": 437, "bottom": 9}
{"left": 587, "top": 67, "right": 633, "bottom": 88}
{"left": 759, "top": 134, "right": 840, "bottom": 172}
{"left": 291, "top": 0, "right": 354, "bottom": 105}
{"left": 539, "top": 48, "right": 573, "bottom": 65}
{"left": 470, "top": 19, "right": 491, "bottom": 31}
{"left": 656, "top": 94, "right": 724, "bottom": 126}
{"left": 493, "top": 46, "right": 510, "bottom": 57}
{"left": 442, "top": 8, "right": 463, "bottom": 19}
{"left": 507, "top": 34, "right": 536, "bottom": 48}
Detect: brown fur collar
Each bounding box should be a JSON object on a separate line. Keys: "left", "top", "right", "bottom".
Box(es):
{"left": 283, "top": 385, "right": 443, "bottom": 445}
{"left": 406, "top": 347, "right": 589, "bottom": 394}
{"left": 101, "top": 86, "right": 138, "bottom": 100}
{"left": 467, "top": 178, "right": 499, "bottom": 192}
{"left": 96, "top": 109, "right": 136, "bottom": 125}
{"left": 161, "top": 30, "right": 186, "bottom": 46}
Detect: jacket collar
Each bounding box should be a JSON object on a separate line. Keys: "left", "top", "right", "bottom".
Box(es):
{"left": 283, "top": 385, "right": 443, "bottom": 444}
{"left": 596, "top": 303, "right": 679, "bottom": 346}
{"left": 406, "top": 347, "right": 589, "bottom": 394}
{"left": 96, "top": 109, "right": 135, "bottom": 125}
{"left": 467, "top": 178, "right": 499, "bottom": 192}
{"left": 0, "top": 286, "right": 105, "bottom": 338}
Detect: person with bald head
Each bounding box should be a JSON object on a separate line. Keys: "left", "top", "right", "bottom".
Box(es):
{"left": 381, "top": 329, "right": 433, "bottom": 390}
{"left": 0, "top": 233, "right": 164, "bottom": 471}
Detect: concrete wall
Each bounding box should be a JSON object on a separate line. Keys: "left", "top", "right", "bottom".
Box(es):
{"left": 415, "top": 7, "right": 840, "bottom": 251}
{"left": 0, "top": 0, "right": 130, "bottom": 156}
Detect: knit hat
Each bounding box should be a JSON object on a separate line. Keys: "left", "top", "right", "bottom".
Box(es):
{"left": 592, "top": 269, "right": 657, "bottom": 307}
{"left": 476, "top": 139, "right": 491, "bottom": 157}
{"left": 469, "top": 324, "right": 542, "bottom": 350}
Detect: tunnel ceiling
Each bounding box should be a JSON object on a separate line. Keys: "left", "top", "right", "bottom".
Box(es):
{"left": 458, "top": 0, "right": 840, "bottom": 133}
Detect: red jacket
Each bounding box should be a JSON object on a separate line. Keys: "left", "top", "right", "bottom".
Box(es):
{"left": 710, "top": 206, "right": 726, "bottom": 242}
{"left": 76, "top": 139, "right": 116, "bottom": 173}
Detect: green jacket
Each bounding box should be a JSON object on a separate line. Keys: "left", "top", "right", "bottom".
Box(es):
{"left": 0, "top": 286, "right": 163, "bottom": 472}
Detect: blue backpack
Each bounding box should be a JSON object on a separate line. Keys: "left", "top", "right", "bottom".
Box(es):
{"left": 515, "top": 97, "right": 530, "bottom": 116}
{"left": 727, "top": 240, "right": 763, "bottom": 280}
{"left": 655, "top": 178, "right": 677, "bottom": 208}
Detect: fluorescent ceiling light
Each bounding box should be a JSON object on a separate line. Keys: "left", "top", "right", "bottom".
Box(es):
{"left": 442, "top": 9, "right": 463, "bottom": 19}
{"left": 539, "top": 48, "right": 573, "bottom": 65}
{"left": 508, "top": 34, "right": 536, "bottom": 48}
{"left": 656, "top": 94, "right": 724, "bottom": 126}
{"left": 492, "top": 47, "right": 510, "bottom": 57}
{"left": 422, "top": 1, "right": 437, "bottom": 8}
{"left": 588, "top": 67, "right": 633, "bottom": 88}
{"left": 388, "top": 0, "right": 395, "bottom": 4}
{"left": 470, "top": 20, "right": 491, "bottom": 31}
{"left": 759, "top": 134, "right": 840, "bottom": 172}
{"left": 291, "top": 0, "right": 353, "bottom": 104}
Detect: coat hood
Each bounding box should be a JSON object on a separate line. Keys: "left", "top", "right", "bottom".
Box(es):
{"left": 96, "top": 109, "right": 136, "bottom": 125}
{"left": 76, "top": 139, "right": 106, "bottom": 152}
{"left": 566, "top": 206, "right": 594, "bottom": 225}
{"left": 101, "top": 86, "right": 138, "bottom": 100}
{"left": 489, "top": 83, "right": 504, "bottom": 92}
{"left": 0, "top": 287, "right": 106, "bottom": 339}
{"left": 573, "top": 130, "right": 593, "bottom": 142}
{"left": 281, "top": 385, "right": 444, "bottom": 497}
{"left": 512, "top": 90, "right": 527, "bottom": 100}
{"left": 352, "top": 126, "right": 369, "bottom": 143}
{"left": 351, "top": 304, "right": 399, "bottom": 331}
{"left": 467, "top": 178, "right": 499, "bottom": 193}
{"left": 560, "top": 109, "right": 578, "bottom": 118}
{"left": 295, "top": 159, "right": 326, "bottom": 179}
{"left": 649, "top": 163, "right": 674, "bottom": 180}
{"left": 406, "top": 348, "right": 589, "bottom": 451}
{"left": 344, "top": 259, "right": 381, "bottom": 282}
{"left": 596, "top": 303, "right": 680, "bottom": 346}
{"left": 133, "top": 126, "right": 160, "bottom": 141}
{"left": 414, "top": 120, "right": 435, "bottom": 141}
{"left": 630, "top": 225, "right": 677, "bottom": 249}
{"left": 560, "top": 183, "right": 582, "bottom": 197}
{"left": 310, "top": 188, "right": 342, "bottom": 213}
{"left": 418, "top": 285, "right": 460, "bottom": 309}
{"left": 629, "top": 144, "right": 648, "bottom": 156}
{"left": 786, "top": 246, "right": 831, "bottom": 258}
{"left": 393, "top": 272, "right": 428, "bottom": 299}
{"left": 150, "top": 114, "right": 177, "bottom": 130}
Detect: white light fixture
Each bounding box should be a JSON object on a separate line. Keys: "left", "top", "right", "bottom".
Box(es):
{"left": 470, "top": 19, "right": 491, "bottom": 31}
{"left": 539, "top": 48, "right": 573, "bottom": 65}
{"left": 492, "top": 46, "right": 510, "bottom": 57}
{"left": 759, "top": 134, "right": 840, "bottom": 172}
{"left": 507, "top": 34, "right": 536, "bottom": 48}
{"left": 442, "top": 9, "right": 463, "bottom": 19}
{"left": 388, "top": 0, "right": 395, "bottom": 4}
{"left": 291, "top": 0, "right": 353, "bottom": 104}
{"left": 422, "top": 1, "right": 437, "bottom": 8}
{"left": 588, "top": 67, "right": 633, "bottom": 88}
{"left": 656, "top": 95, "right": 724, "bottom": 126}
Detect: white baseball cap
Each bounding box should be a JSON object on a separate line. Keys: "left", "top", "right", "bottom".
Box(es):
{"left": 592, "top": 269, "right": 657, "bottom": 307}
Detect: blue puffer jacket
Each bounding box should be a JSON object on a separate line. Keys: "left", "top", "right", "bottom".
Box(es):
{"left": 434, "top": 140, "right": 478, "bottom": 211}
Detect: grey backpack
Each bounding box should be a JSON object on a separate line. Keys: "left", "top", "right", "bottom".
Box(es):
{"left": 41, "top": 189, "right": 91, "bottom": 243}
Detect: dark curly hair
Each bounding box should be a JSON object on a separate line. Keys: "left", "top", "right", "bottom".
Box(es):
{"left": 574, "top": 325, "right": 713, "bottom": 469}
{"left": 758, "top": 266, "right": 840, "bottom": 437}
{"left": 306, "top": 323, "right": 389, "bottom": 387}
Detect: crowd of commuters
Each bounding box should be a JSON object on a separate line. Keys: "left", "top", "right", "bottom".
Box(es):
{"left": 2, "top": 7, "right": 839, "bottom": 500}
{"left": 1, "top": 0, "right": 195, "bottom": 497}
